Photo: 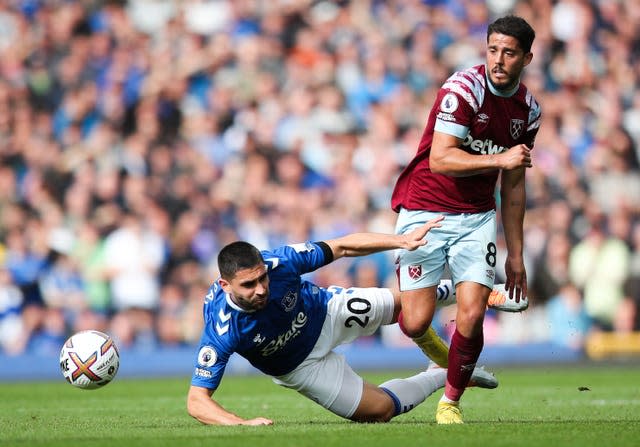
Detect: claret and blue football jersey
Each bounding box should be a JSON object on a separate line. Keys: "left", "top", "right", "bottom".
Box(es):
{"left": 391, "top": 64, "right": 541, "bottom": 214}
{"left": 191, "top": 241, "right": 333, "bottom": 390}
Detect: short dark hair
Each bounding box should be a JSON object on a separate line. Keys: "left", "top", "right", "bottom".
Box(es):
{"left": 217, "top": 241, "right": 263, "bottom": 279}
{"left": 487, "top": 15, "right": 535, "bottom": 53}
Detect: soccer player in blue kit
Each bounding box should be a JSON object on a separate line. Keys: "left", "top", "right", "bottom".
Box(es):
{"left": 187, "top": 217, "right": 524, "bottom": 425}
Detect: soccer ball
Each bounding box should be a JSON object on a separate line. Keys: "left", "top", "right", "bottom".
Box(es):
{"left": 59, "top": 330, "right": 120, "bottom": 390}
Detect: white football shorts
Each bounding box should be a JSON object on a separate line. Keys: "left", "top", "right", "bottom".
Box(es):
{"left": 395, "top": 208, "right": 497, "bottom": 291}
{"left": 272, "top": 286, "right": 395, "bottom": 418}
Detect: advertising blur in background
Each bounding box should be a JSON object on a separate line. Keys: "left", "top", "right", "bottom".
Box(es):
{"left": 0, "top": 0, "right": 639, "bottom": 380}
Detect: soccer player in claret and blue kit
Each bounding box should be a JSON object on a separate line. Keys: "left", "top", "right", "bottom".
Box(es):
{"left": 391, "top": 15, "right": 541, "bottom": 424}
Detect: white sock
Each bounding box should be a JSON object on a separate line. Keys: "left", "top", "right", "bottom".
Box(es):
{"left": 379, "top": 368, "right": 446, "bottom": 416}
{"left": 439, "top": 394, "right": 459, "bottom": 405}
{"left": 436, "top": 279, "right": 456, "bottom": 307}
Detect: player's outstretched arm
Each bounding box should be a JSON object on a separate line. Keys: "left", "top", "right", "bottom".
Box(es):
{"left": 187, "top": 385, "right": 273, "bottom": 426}
{"left": 326, "top": 215, "right": 444, "bottom": 260}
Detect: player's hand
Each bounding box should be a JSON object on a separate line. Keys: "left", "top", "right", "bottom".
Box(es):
{"left": 504, "top": 256, "right": 527, "bottom": 303}
{"left": 241, "top": 417, "right": 273, "bottom": 426}
{"left": 403, "top": 215, "right": 444, "bottom": 250}
{"left": 500, "top": 144, "right": 532, "bottom": 170}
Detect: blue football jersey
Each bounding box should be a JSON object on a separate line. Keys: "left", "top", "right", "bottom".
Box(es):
{"left": 191, "top": 241, "right": 333, "bottom": 390}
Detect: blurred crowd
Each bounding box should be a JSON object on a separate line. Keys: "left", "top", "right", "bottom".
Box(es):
{"left": 0, "top": 0, "right": 639, "bottom": 356}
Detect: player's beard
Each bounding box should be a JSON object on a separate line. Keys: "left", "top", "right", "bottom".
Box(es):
{"left": 251, "top": 294, "right": 268, "bottom": 311}
{"left": 232, "top": 292, "right": 269, "bottom": 312}
{"left": 489, "top": 66, "right": 521, "bottom": 92}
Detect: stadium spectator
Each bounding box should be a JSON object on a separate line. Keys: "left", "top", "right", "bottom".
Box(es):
{"left": 530, "top": 231, "right": 572, "bottom": 305}
{"left": 0, "top": 265, "right": 24, "bottom": 355}
{"left": 569, "top": 202, "right": 631, "bottom": 331}
{"left": 70, "top": 220, "right": 110, "bottom": 316}
{"left": 619, "top": 221, "right": 640, "bottom": 332}
{"left": 0, "top": 0, "right": 636, "bottom": 365}
{"left": 546, "top": 282, "right": 592, "bottom": 350}
{"left": 103, "top": 211, "right": 166, "bottom": 348}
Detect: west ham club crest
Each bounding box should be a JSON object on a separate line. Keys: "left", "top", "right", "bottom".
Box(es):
{"left": 408, "top": 264, "right": 422, "bottom": 280}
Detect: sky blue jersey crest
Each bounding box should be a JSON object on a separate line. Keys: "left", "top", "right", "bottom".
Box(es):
{"left": 191, "top": 241, "right": 333, "bottom": 390}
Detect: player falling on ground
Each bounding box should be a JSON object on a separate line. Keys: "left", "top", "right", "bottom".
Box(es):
{"left": 187, "top": 217, "right": 526, "bottom": 425}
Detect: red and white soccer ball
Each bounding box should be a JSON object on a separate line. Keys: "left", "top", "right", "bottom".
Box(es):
{"left": 59, "top": 330, "right": 120, "bottom": 390}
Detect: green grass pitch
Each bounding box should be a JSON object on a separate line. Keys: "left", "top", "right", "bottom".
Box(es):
{"left": 1, "top": 364, "right": 638, "bottom": 447}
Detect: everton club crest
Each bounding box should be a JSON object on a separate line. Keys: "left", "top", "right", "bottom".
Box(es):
{"left": 282, "top": 291, "right": 298, "bottom": 312}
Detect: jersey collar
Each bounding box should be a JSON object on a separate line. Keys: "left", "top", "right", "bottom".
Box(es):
{"left": 225, "top": 292, "right": 256, "bottom": 313}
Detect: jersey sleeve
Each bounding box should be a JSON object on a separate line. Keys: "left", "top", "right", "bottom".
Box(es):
{"left": 264, "top": 241, "right": 329, "bottom": 277}
{"left": 190, "top": 341, "right": 231, "bottom": 390}
{"left": 524, "top": 91, "right": 541, "bottom": 148}
{"left": 433, "top": 69, "right": 484, "bottom": 139}
{"left": 190, "top": 299, "right": 235, "bottom": 390}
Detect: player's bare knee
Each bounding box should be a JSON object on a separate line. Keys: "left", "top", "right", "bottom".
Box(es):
{"left": 401, "top": 316, "right": 432, "bottom": 338}
{"left": 458, "top": 306, "right": 485, "bottom": 325}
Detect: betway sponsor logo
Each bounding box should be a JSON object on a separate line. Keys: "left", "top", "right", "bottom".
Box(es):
{"left": 260, "top": 312, "right": 308, "bottom": 356}
{"left": 462, "top": 134, "right": 506, "bottom": 154}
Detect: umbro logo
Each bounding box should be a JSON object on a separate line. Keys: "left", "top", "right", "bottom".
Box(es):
{"left": 477, "top": 113, "right": 489, "bottom": 123}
